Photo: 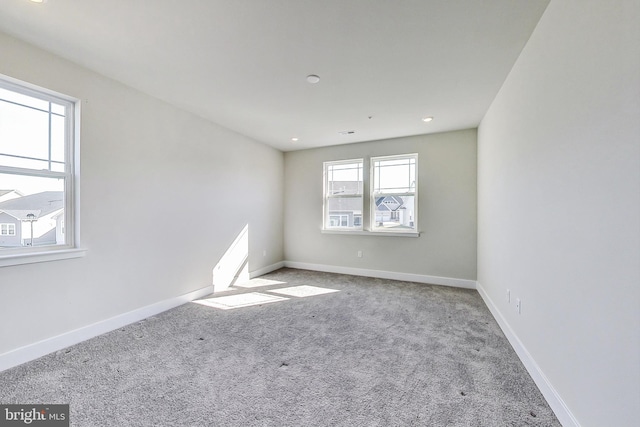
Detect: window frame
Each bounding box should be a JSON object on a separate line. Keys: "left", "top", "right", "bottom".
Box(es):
{"left": 321, "top": 154, "right": 420, "bottom": 237}
{"left": 329, "top": 214, "right": 350, "bottom": 227}
{"left": 370, "top": 153, "right": 418, "bottom": 234}
{"left": 1, "top": 223, "right": 16, "bottom": 236}
{"left": 0, "top": 74, "right": 84, "bottom": 266}
{"left": 323, "top": 158, "right": 364, "bottom": 231}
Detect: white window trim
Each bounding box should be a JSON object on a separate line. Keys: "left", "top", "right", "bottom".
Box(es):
{"left": 370, "top": 153, "right": 418, "bottom": 234}
{"left": 321, "top": 229, "right": 420, "bottom": 238}
{"left": 0, "top": 248, "right": 86, "bottom": 268}
{"left": 0, "top": 74, "right": 82, "bottom": 267}
{"left": 323, "top": 158, "right": 364, "bottom": 231}
{"left": 0, "top": 223, "right": 16, "bottom": 236}
{"left": 329, "top": 213, "right": 350, "bottom": 227}
{"left": 321, "top": 155, "right": 420, "bottom": 238}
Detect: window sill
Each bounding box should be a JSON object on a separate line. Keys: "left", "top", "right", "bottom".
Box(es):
{"left": 322, "top": 230, "right": 420, "bottom": 238}
{"left": 0, "top": 248, "right": 87, "bottom": 268}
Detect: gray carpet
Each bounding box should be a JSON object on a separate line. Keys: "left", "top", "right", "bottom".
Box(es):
{"left": 0, "top": 268, "right": 560, "bottom": 426}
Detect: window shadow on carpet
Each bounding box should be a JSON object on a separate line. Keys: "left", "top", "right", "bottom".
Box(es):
{"left": 193, "top": 277, "right": 340, "bottom": 310}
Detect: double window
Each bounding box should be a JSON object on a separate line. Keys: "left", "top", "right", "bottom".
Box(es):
{"left": 0, "top": 75, "right": 78, "bottom": 255}
{"left": 1, "top": 223, "right": 16, "bottom": 236}
{"left": 323, "top": 153, "right": 418, "bottom": 234}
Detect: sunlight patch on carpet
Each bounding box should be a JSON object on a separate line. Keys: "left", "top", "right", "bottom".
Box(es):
{"left": 193, "top": 292, "right": 288, "bottom": 310}
{"left": 234, "top": 278, "right": 287, "bottom": 288}
{"left": 268, "top": 285, "right": 340, "bottom": 298}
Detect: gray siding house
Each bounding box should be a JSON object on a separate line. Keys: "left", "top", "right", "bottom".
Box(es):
{"left": 0, "top": 191, "right": 64, "bottom": 248}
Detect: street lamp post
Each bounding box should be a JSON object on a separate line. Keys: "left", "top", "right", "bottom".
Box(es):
{"left": 26, "top": 213, "right": 36, "bottom": 246}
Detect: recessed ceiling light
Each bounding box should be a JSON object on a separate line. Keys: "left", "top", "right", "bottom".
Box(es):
{"left": 306, "top": 75, "right": 320, "bottom": 84}
{"left": 338, "top": 130, "right": 355, "bottom": 135}
{"left": 291, "top": 137, "right": 299, "bottom": 142}
{"left": 29, "top": 0, "right": 46, "bottom": 3}
{"left": 422, "top": 116, "right": 434, "bottom": 122}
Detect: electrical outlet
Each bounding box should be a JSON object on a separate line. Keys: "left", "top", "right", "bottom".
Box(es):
{"left": 357, "top": 250, "right": 363, "bottom": 258}
{"left": 506, "top": 289, "right": 510, "bottom": 303}
{"left": 516, "top": 298, "right": 521, "bottom": 314}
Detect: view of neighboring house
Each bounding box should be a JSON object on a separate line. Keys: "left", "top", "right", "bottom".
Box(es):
{"left": 0, "top": 189, "right": 22, "bottom": 203}
{"left": 374, "top": 195, "right": 413, "bottom": 228}
{"left": 328, "top": 198, "right": 362, "bottom": 227}
{"left": 328, "top": 181, "right": 413, "bottom": 229}
{"left": 326, "top": 180, "right": 363, "bottom": 228}
{"left": 0, "top": 191, "right": 64, "bottom": 248}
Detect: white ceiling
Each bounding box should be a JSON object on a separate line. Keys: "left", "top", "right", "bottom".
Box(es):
{"left": 0, "top": 0, "right": 549, "bottom": 151}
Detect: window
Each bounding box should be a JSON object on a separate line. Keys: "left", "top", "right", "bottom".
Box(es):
{"left": 322, "top": 154, "right": 419, "bottom": 236}
{"left": 0, "top": 75, "right": 78, "bottom": 256}
{"left": 1, "top": 223, "right": 16, "bottom": 236}
{"left": 371, "top": 154, "right": 417, "bottom": 232}
{"left": 329, "top": 214, "right": 350, "bottom": 227}
{"left": 323, "top": 159, "right": 363, "bottom": 230}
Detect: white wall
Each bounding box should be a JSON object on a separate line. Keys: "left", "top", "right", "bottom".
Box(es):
{"left": 284, "top": 130, "right": 477, "bottom": 283}
{"left": 477, "top": 1, "right": 639, "bottom": 426}
{"left": 0, "top": 33, "right": 284, "bottom": 356}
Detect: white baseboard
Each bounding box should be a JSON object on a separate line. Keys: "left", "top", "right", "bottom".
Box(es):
{"left": 250, "top": 261, "right": 285, "bottom": 278}
{"left": 283, "top": 261, "right": 477, "bottom": 289}
{"left": 0, "top": 285, "right": 213, "bottom": 373}
{"left": 476, "top": 282, "right": 580, "bottom": 427}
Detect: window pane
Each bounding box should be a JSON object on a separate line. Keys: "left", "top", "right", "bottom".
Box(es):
{"left": 0, "top": 89, "right": 67, "bottom": 172}
{"left": 51, "top": 114, "right": 66, "bottom": 166}
{"left": 373, "top": 157, "right": 416, "bottom": 193}
{"left": 373, "top": 195, "right": 416, "bottom": 230}
{"left": 0, "top": 153, "right": 49, "bottom": 170}
{"left": 0, "top": 100, "right": 50, "bottom": 163}
{"left": 51, "top": 162, "right": 65, "bottom": 173}
{"left": 51, "top": 103, "right": 66, "bottom": 116}
{"left": 327, "top": 161, "right": 363, "bottom": 195}
{"left": 0, "top": 87, "right": 49, "bottom": 111}
{"left": 326, "top": 196, "right": 362, "bottom": 228}
{"left": 0, "top": 173, "right": 66, "bottom": 249}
